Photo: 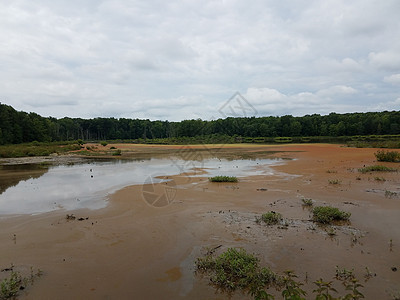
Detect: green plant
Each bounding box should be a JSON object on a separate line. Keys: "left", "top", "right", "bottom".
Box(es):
{"left": 312, "top": 206, "right": 351, "bottom": 224}
{"left": 328, "top": 179, "right": 341, "bottom": 185}
{"left": 261, "top": 211, "right": 283, "bottom": 225}
{"left": 341, "top": 278, "right": 365, "bottom": 299}
{"left": 326, "top": 227, "right": 337, "bottom": 237}
{"left": 209, "top": 176, "right": 238, "bottom": 183}
{"left": 358, "top": 165, "right": 397, "bottom": 173}
{"left": 100, "top": 141, "right": 108, "bottom": 146}
{"left": 374, "top": 176, "right": 386, "bottom": 181}
{"left": 313, "top": 279, "right": 337, "bottom": 300}
{"left": 374, "top": 150, "right": 400, "bottom": 162}
{"left": 0, "top": 265, "right": 43, "bottom": 299}
{"left": 281, "top": 270, "right": 307, "bottom": 300}
{"left": 335, "top": 266, "right": 355, "bottom": 281}
{"left": 385, "top": 190, "right": 398, "bottom": 198}
{"left": 0, "top": 271, "right": 22, "bottom": 299}
{"left": 112, "top": 149, "right": 122, "bottom": 156}
{"left": 301, "top": 198, "right": 314, "bottom": 207}
{"left": 195, "top": 248, "right": 277, "bottom": 299}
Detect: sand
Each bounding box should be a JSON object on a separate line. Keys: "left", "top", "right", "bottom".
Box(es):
{"left": 0, "top": 144, "right": 399, "bottom": 299}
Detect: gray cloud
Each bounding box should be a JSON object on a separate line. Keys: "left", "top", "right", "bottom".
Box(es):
{"left": 0, "top": 0, "right": 399, "bottom": 120}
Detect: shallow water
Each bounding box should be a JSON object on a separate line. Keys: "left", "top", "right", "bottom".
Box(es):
{"left": 0, "top": 157, "right": 284, "bottom": 215}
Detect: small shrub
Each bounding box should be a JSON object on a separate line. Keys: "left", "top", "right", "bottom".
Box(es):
{"left": 209, "top": 176, "right": 238, "bottom": 183}
{"left": 112, "top": 149, "right": 122, "bottom": 156}
{"left": 328, "top": 179, "right": 342, "bottom": 185}
{"left": 110, "top": 146, "right": 116, "bottom": 149}
{"left": 375, "top": 150, "right": 400, "bottom": 162}
{"left": 358, "top": 165, "right": 397, "bottom": 173}
{"left": 312, "top": 206, "right": 351, "bottom": 224}
{"left": 100, "top": 141, "right": 108, "bottom": 147}
{"left": 261, "top": 211, "right": 282, "bottom": 225}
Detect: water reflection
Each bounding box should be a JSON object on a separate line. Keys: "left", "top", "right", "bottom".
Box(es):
{"left": 0, "top": 158, "right": 283, "bottom": 215}
{"left": 0, "top": 164, "right": 49, "bottom": 195}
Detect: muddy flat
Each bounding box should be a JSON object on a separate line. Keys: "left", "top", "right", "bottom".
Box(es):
{"left": 0, "top": 144, "right": 399, "bottom": 299}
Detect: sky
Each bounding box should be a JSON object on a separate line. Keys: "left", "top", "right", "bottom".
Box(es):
{"left": 0, "top": 0, "right": 399, "bottom": 121}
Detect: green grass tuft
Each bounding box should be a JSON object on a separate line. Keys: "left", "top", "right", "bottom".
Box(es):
{"left": 196, "top": 248, "right": 278, "bottom": 297}
{"left": 209, "top": 176, "right": 238, "bottom": 182}
{"left": 261, "top": 211, "right": 283, "bottom": 225}
{"left": 358, "top": 165, "right": 397, "bottom": 173}
{"left": 312, "top": 206, "right": 351, "bottom": 224}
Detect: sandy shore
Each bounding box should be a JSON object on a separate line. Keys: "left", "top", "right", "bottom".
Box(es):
{"left": 0, "top": 144, "right": 399, "bottom": 299}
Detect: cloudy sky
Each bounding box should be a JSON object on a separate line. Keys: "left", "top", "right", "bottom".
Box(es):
{"left": 1, "top": 0, "right": 399, "bottom": 121}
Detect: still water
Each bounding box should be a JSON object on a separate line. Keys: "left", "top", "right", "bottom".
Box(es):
{"left": 0, "top": 157, "right": 284, "bottom": 215}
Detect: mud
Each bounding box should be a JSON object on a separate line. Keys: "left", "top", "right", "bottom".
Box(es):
{"left": 0, "top": 144, "right": 399, "bottom": 299}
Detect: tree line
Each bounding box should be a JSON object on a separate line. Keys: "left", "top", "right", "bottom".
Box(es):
{"left": 0, "top": 102, "right": 399, "bottom": 145}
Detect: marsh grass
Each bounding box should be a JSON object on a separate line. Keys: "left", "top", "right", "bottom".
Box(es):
{"left": 112, "top": 149, "right": 122, "bottom": 156}
{"left": 375, "top": 150, "right": 400, "bottom": 162}
{"left": 0, "top": 141, "right": 82, "bottom": 158}
{"left": 312, "top": 206, "right": 351, "bottom": 224}
{"left": 358, "top": 165, "right": 397, "bottom": 173}
{"left": 261, "top": 211, "right": 283, "bottom": 225}
{"left": 209, "top": 176, "right": 238, "bottom": 183}
{"left": 195, "top": 248, "right": 278, "bottom": 298}
{"left": 196, "top": 248, "right": 367, "bottom": 300}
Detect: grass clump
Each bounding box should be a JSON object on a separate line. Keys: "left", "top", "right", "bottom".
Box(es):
{"left": 261, "top": 211, "right": 283, "bottom": 225}
{"left": 111, "top": 149, "right": 122, "bottom": 156}
{"left": 328, "top": 179, "right": 341, "bottom": 185}
{"left": 375, "top": 150, "right": 400, "bottom": 162}
{"left": 0, "top": 267, "right": 43, "bottom": 299}
{"left": 301, "top": 198, "right": 314, "bottom": 207}
{"left": 209, "top": 176, "right": 238, "bottom": 183}
{"left": 312, "top": 206, "right": 351, "bottom": 224}
{"left": 196, "top": 248, "right": 278, "bottom": 298}
{"left": 358, "top": 165, "right": 397, "bottom": 173}
{"left": 0, "top": 271, "right": 22, "bottom": 299}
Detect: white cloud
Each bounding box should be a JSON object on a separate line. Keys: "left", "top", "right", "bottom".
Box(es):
{"left": 384, "top": 74, "right": 400, "bottom": 85}
{"left": 0, "top": 0, "right": 399, "bottom": 120}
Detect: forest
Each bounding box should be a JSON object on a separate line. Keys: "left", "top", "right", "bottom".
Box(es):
{"left": 0, "top": 102, "right": 399, "bottom": 145}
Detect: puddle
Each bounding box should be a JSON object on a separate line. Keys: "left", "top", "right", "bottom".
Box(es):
{"left": 0, "top": 158, "right": 285, "bottom": 215}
